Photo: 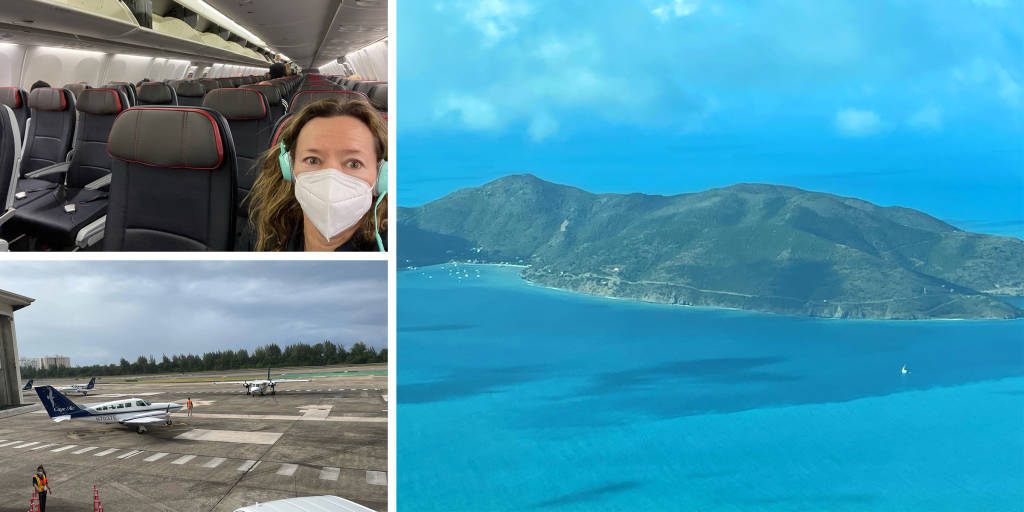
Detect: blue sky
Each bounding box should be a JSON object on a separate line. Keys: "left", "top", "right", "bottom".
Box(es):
{"left": 397, "top": 0, "right": 1023, "bottom": 237}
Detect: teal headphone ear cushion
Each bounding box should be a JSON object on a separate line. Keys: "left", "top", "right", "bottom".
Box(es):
{"left": 376, "top": 160, "right": 388, "bottom": 196}
{"left": 279, "top": 142, "right": 293, "bottom": 182}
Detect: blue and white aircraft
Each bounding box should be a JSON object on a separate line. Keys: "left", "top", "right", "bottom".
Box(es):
{"left": 35, "top": 385, "right": 182, "bottom": 434}
{"left": 57, "top": 377, "right": 96, "bottom": 396}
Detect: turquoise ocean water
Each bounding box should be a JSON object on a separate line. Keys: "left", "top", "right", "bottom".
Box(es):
{"left": 398, "top": 264, "right": 1024, "bottom": 511}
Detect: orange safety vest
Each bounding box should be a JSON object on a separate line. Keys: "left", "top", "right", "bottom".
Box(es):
{"left": 187, "top": 400, "right": 193, "bottom": 408}
{"left": 33, "top": 474, "right": 47, "bottom": 492}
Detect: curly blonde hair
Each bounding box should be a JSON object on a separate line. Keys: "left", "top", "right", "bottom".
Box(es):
{"left": 248, "top": 99, "right": 387, "bottom": 251}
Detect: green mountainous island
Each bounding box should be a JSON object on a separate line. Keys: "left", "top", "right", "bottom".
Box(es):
{"left": 399, "top": 174, "right": 1024, "bottom": 320}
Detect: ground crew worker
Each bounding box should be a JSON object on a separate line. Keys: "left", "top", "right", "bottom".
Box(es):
{"left": 32, "top": 465, "right": 52, "bottom": 511}
{"left": 187, "top": 397, "right": 193, "bottom": 417}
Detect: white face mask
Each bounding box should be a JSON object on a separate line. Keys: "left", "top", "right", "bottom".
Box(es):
{"left": 294, "top": 168, "right": 373, "bottom": 241}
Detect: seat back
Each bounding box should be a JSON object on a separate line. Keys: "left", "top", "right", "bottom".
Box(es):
{"left": 68, "top": 88, "right": 129, "bottom": 188}
{"left": 249, "top": 84, "right": 283, "bottom": 123}
{"left": 288, "top": 90, "right": 369, "bottom": 113}
{"left": 21, "top": 88, "right": 76, "bottom": 179}
{"left": 105, "top": 106, "right": 237, "bottom": 251}
{"left": 201, "top": 88, "right": 273, "bottom": 202}
{"left": 62, "top": 83, "right": 90, "bottom": 101}
{"left": 216, "top": 78, "right": 235, "bottom": 90}
{"left": 368, "top": 84, "right": 387, "bottom": 113}
{"left": 0, "top": 87, "right": 30, "bottom": 137}
{"left": 0, "top": 104, "right": 21, "bottom": 211}
{"left": 105, "top": 82, "right": 137, "bottom": 106}
{"left": 199, "top": 78, "right": 220, "bottom": 93}
{"left": 173, "top": 80, "right": 206, "bottom": 107}
{"left": 136, "top": 82, "right": 178, "bottom": 105}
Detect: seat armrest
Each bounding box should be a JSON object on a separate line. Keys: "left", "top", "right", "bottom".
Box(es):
{"left": 0, "top": 208, "right": 15, "bottom": 227}
{"left": 84, "top": 174, "right": 112, "bottom": 190}
{"left": 76, "top": 215, "right": 106, "bottom": 249}
{"left": 25, "top": 162, "right": 71, "bottom": 179}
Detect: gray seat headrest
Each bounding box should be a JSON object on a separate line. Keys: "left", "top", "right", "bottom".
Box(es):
{"left": 28, "top": 88, "right": 70, "bottom": 111}
{"left": 107, "top": 107, "right": 225, "bottom": 170}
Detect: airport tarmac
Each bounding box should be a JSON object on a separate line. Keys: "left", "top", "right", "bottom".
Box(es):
{"left": 0, "top": 367, "right": 387, "bottom": 511}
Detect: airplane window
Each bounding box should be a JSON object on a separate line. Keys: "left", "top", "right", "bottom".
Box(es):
{"left": 116, "top": 403, "right": 124, "bottom": 409}
{"left": 136, "top": 400, "right": 145, "bottom": 407}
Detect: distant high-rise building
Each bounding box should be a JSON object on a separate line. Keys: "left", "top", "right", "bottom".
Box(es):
{"left": 18, "top": 357, "right": 40, "bottom": 370}
{"left": 39, "top": 355, "right": 70, "bottom": 370}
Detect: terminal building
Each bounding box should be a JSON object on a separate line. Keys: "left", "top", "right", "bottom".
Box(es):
{"left": 0, "top": 289, "right": 34, "bottom": 407}
{"left": 40, "top": 355, "right": 71, "bottom": 369}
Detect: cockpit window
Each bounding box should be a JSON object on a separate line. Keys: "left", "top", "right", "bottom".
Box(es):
{"left": 137, "top": 400, "right": 150, "bottom": 407}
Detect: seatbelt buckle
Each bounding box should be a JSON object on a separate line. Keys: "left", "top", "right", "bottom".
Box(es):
{"left": 64, "top": 203, "right": 76, "bottom": 213}
{"left": 14, "top": 191, "right": 25, "bottom": 199}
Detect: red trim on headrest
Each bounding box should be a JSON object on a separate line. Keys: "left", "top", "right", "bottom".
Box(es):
{"left": 0, "top": 87, "right": 23, "bottom": 108}
{"left": 209, "top": 88, "right": 268, "bottom": 120}
{"left": 288, "top": 90, "right": 370, "bottom": 113}
{"left": 271, "top": 115, "right": 294, "bottom": 146}
{"left": 79, "top": 88, "right": 124, "bottom": 115}
{"left": 31, "top": 88, "right": 67, "bottom": 111}
{"left": 106, "top": 107, "right": 225, "bottom": 170}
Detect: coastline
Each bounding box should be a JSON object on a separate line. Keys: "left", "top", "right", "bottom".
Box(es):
{"left": 403, "top": 262, "right": 1023, "bottom": 322}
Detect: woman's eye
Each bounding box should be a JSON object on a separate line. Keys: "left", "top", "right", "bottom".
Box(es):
{"left": 302, "top": 156, "right": 320, "bottom": 166}
{"left": 346, "top": 160, "right": 363, "bottom": 169}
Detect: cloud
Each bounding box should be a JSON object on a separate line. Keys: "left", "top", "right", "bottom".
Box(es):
{"left": 908, "top": 106, "right": 943, "bottom": 130}
{"left": 434, "top": 94, "right": 500, "bottom": 130}
{"left": 461, "top": 0, "right": 531, "bottom": 42}
{"left": 0, "top": 262, "right": 388, "bottom": 365}
{"left": 652, "top": 0, "right": 699, "bottom": 20}
{"left": 835, "top": 108, "right": 882, "bottom": 137}
{"left": 528, "top": 112, "right": 558, "bottom": 141}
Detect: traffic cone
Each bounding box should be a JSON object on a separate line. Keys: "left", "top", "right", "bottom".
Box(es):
{"left": 27, "top": 489, "right": 39, "bottom": 512}
{"left": 93, "top": 485, "right": 103, "bottom": 512}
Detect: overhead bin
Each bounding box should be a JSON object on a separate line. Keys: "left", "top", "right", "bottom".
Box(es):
{"left": 0, "top": 0, "right": 270, "bottom": 67}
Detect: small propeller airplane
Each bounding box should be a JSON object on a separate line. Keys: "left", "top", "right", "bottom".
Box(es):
{"left": 22, "top": 379, "right": 33, "bottom": 391}
{"left": 35, "top": 385, "right": 182, "bottom": 434}
{"left": 215, "top": 368, "right": 312, "bottom": 396}
{"left": 57, "top": 377, "right": 97, "bottom": 396}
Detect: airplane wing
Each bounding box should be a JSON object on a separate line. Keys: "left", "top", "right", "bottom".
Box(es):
{"left": 214, "top": 380, "right": 254, "bottom": 385}
{"left": 118, "top": 411, "right": 169, "bottom": 424}
{"left": 271, "top": 379, "right": 313, "bottom": 383}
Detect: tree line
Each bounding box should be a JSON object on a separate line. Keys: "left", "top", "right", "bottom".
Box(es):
{"left": 19, "top": 340, "right": 386, "bottom": 379}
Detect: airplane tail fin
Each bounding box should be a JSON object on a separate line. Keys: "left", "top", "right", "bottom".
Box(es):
{"left": 35, "top": 386, "right": 84, "bottom": 418}
{"left": 86, "top": 377, "right": 96, "bottom": 389}
{"left": 22, "top": 379, "right": 33, "bottom": 391}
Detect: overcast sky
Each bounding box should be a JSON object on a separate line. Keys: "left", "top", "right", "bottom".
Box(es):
{"left": 0, "top": 261, "right": 387, "bottom": 366}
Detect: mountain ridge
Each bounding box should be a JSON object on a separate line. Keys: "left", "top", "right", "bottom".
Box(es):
{"left": 399, "top": 174, "right": 1024, "bottom": 319}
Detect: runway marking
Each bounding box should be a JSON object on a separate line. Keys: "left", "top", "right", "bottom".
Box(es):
{"left": 276, "top": 463, "right": 298, "bottom": 476}
{"left": 51, "top": 445, "right": 76, "bottom": 452}
{"left": 367, "top": 470, "right": 387, "bottom": 486}
{"left": 202, "top": 457, "right": 226, "bottom": 468}
{"left": 0, "top": 440, "right": 22, "bottom": 447}
{"left": 14, "top": 441, "right": 39, "bottom": 449}
{"left": 73, "top": 446, "right": 97, "bottom": 454}
{"left": 94, "top": 448, "right": 118, "bottom": 457}
{"left": 297, "top": 404, "right": 333, "bottom": 419}
{"left": 30, "top": 443, "right": 56, "bottom": 451}
{"left": 171, "top": 455, "right": 196, "bottom": 465}
{"left": 178, "top": 413, "right": 386, "bottom": 423}
{"left": 319, "top": 466, "right": 340, "bottom": 481}
{"left": 174, "top": 429, "right": 283, "bottom": 445}
{"left": 144, "top": 452, "right": 168, "bottom": 462}
{"left": 237, "top": 460, "right": 259, "bottom": 472}
{"left": 118, "top": 450, "right": 143, "bottom": 460}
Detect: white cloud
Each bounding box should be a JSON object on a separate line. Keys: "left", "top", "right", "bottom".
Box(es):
{"left": 993, "top": 65, "right": 1021, "bottom": 108}
{"left": 908, "top": 106, "right": 943, "bottom": 131}
{"left": 835, "top": 108, "right": 882, "bottom": 137}
{"left": 462, "top": 0, "right": 531, "bottom": 42}
{"left": 434, "top": 94, "right": 500, "bottom": 130}
{"left": 952, "top": 59, "right": 1022, "bottom": 109}
{"left": 652, "top": 0, "right": 699, "bottom": 20}
{"left": 528, "top": 112, "right": 558, "bottom": 141}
